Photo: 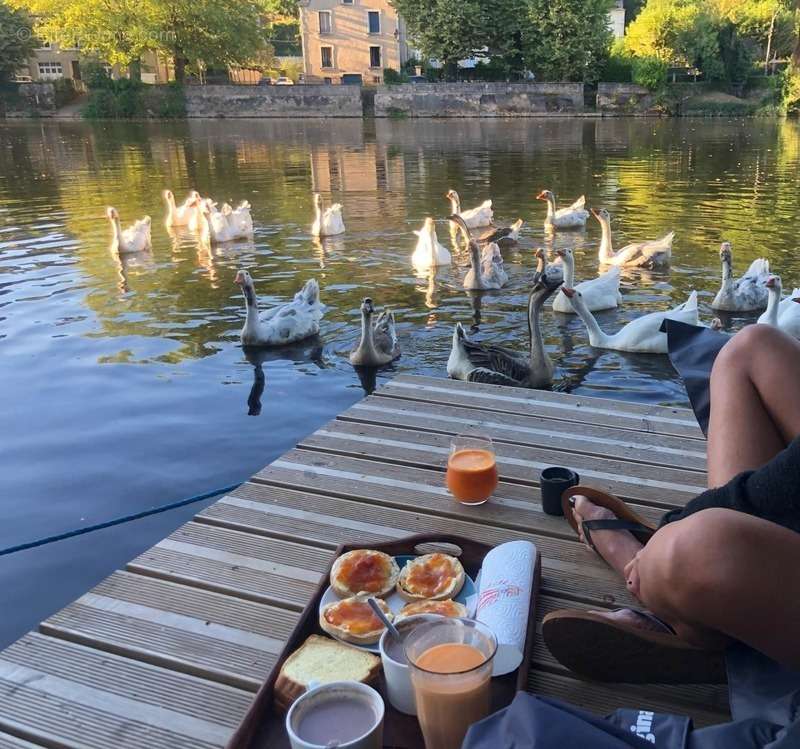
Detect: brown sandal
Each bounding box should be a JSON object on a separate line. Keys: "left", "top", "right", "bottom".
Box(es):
{"left": 561, "top": 486, "right": 657, "bottom": 557}
{"left": 543, "top": 608, "right": 727, "bottom": 684}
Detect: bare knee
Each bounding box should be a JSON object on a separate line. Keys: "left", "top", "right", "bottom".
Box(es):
{"left": 712, "top": 325, "right": 778, "bottom": 381}
{"left": 634, "top": 509, "right": 739, "bottom": 615}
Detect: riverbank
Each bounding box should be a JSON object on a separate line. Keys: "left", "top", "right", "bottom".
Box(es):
{"left": 3, "top": 80, "right": 784, "bottom": 119}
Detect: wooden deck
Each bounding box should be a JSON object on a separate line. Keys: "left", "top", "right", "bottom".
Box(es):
{"left": 0, "top": 375, "right": 731, "bottom": 747}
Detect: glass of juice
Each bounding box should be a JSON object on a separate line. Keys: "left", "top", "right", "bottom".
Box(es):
{"left": 404, "top": 618, "right": 497, "bottom": 749}
{"left": 446, "top": 433, "right": 498, "bottom": 505}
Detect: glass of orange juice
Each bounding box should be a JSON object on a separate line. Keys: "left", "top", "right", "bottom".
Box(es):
{"left": 405, "top": 618, "right": 497, "bottom": 749}
{"left": 446, "top": 433, "right": 498, "bottom": 505}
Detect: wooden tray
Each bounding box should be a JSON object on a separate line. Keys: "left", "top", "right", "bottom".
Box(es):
{"left": 226, "top": 533, "right": 541, "bottom": 749}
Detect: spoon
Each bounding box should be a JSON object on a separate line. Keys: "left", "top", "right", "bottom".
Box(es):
{"left": 367, "top": 597, "right": 401, "bottom": 641}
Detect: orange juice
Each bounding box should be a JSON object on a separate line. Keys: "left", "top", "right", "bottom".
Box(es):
{"left": 447, "top": 448, "right": 498, "bottom": 504}
{"left": 412, "top": 643, "right": 491, "bottom": 749}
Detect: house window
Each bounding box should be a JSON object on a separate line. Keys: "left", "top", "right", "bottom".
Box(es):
{"left": 324, "top": 77, "right": 333, "bottom": 84}
{"left": 373, "top": 75, "right": 381, "bottom": 84}
{"left": 37, "top": 62, "right": 63, "bottom": 79}
{"left": 318, "top": 11, "right": 332, "bottom": 34}
{"left": 368, "top": 11, "right": 380, "bottom": 34}
{"left": 342, "top": 0, "right": 353, "bottom": 4}
{"left": 369, "top": 46, "right": 381, "bottom": 68}
{"left": 321, "top": 46, "right": 334, "bottom": 69}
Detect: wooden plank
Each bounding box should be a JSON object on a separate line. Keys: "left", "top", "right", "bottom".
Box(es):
{"left": 0, "top": 639, "right": 245, "bottom": 749}
{"left": 1, "top": 634, "right": 253, "bottom": 730}
{"left": 528, "top": 671, "right": 728, "bottom": 728}
{"left": 295, "top": 422, "right": 705, "bottom": 508}
{"left": 128, "top": 522, "right": 333, "bottom": 611}
{"left": 340, "top": 397, "right": 707, "bottom": 472}
{"left": 532, "top": 595, "right": 730, "bottom": 715}
{"left": 42, "top": 571, "right": 299, "bottom": 691}
{"left": 198, "top": 482, "right": 642, "bottom": 609}
{"left": 378, "top": 376, "right": 703, "bottom": 439}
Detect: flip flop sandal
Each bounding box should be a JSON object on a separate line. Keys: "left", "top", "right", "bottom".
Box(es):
{"left": 561, "top": 486, "right": 657, "bottom": 558}
{"left": 542, "top": 608, "right": 727, "bottom": 684}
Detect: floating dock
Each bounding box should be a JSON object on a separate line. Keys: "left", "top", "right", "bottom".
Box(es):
{"left": 0, "top": 375, "right": 730, "bottom": 747}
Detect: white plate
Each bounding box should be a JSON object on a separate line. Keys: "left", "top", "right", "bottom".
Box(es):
{"left": 318, "top": 554, "right": 478, "bottom": 653}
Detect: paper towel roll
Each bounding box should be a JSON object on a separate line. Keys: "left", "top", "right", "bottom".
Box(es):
{"left": 475, "top": 540, "right": 537, "bottom": 676}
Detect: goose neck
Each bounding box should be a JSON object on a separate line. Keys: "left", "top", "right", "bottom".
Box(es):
{"left": 528, "top": 289, "right": 551, "bottom": 377}
{"left": 764, "top": 286, "right": 780, "bottom": 325}
{"left": 545, "top": 195, "right": 556, "bottom": 218}
{"left": 240, "top": 278, "right": 260, "bottom": 336}
{"left": 573, "top": 297, "right": 608, "bottom": 347}
{"left": 562, "top": 255, "right": 575, "bottom": 287}
{"left": 450, "top": 194, "right": 461, "bottom": 214}
{"left": 598, "top": 217, "right": 613, "bottom": 260}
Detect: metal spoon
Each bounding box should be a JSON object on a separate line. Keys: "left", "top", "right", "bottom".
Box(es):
{"left": 367, "top": 597, "right": 401, "bottom": 641}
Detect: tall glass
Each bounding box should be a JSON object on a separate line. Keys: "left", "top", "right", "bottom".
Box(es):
{"left": 446, "top": 433, "right": 498, "bottom": 505}
{"left": 404, "top": 618, "right": 497, "bottom": 749}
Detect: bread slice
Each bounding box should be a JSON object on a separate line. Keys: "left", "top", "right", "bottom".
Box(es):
{"left": 330, "top": 549, "right": 400, "bottom": 598}
{"left": 274, "top": 635, "right": 381, "bottom": 708}
{"left": 396, "top": 553, "right": 465, "bottom": 602}
{"left": 395, "top": 598, "right": 468, "bottom": 622}
{"left": 320, "top": 593, "right": 393, "bottom": 644}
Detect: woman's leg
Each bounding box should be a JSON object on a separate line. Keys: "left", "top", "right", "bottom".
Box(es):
{"left": 707, "top": 324, "right": 800, "bottom": 486}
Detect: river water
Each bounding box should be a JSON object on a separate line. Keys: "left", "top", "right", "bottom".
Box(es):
{"left": 1, "top": 117, "right": 799, "bottom": 646}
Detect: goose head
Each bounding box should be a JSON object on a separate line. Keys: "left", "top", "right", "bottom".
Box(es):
{"left": 235, "top": 269, "right": 257, "bottom": 306}
{"left": 162, "top": 189, "right": 175, "bottom": 206}
{"left": 534, "top": 247, "right": 547, "bottom": 274}
{"left": 591, "top": 207, "right": 610, "bottom": 224}
{"left": 445, "top": 189, "right": 459, "bottom": 202}
{"left": 766, "top": 275, "right": 782, "bottom": 293}
{"left": 511, "top": 218, "right": 524, "bottom": 231}
{"left": 560, "top": 286, "right": 586, "bottom": 313}
{"left": 555, "top": 247, "right": 573, "bottom": 264}
{"left": 106, "top": 206, "right": 119, "bottom": 222}
{"left": 360, "top": 297, "right": 375, "bottom": 318}
{"left": 422, "top": 216, "right": 436, "bottom": 235}
{"left": 535, "top": 190, "right": 553, "bottom": 202}
{"left": 453, "top": 322, "right": 468, "bottom": 346}
{"left": 720, "top": 242, "right": 733, "bottom": 265}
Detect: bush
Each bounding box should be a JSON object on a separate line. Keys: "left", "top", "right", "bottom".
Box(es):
{"left": 782, "top": 68, "right": 800, "bottom": 115}
{"left": 633, "top": 57, "right": 668, "bottom": 91}
{"left": 82, "top": 62, "right": 113, "bottom": 90}
{"left": 383, "top": 68, "right": 406, "bottom": 84}
{"left": 603, "top": 53, "right": 634, "bottom": 83}
{"left": 82, "top": 79, "right": 186, "bottom": 119}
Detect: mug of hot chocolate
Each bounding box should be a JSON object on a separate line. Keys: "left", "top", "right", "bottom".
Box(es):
{"left": 285, "top": 680, "right": 384, "bottom": 749}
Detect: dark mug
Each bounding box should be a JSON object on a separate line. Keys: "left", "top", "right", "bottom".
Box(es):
{"left": 540, "top": 467, "right": 580, "bottom": 516}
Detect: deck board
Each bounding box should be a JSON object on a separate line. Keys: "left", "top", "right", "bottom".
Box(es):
{"left": 0, "top": 375, "right": 732, "bottom": 746}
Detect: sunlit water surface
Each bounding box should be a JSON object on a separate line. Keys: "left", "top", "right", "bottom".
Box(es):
{"left": 2, "top": 117, "right": 800, "bottom": 645}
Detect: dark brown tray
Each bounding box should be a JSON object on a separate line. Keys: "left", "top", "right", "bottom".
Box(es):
{"left": 226, "top": 533, "right": 541, "bottom": 749}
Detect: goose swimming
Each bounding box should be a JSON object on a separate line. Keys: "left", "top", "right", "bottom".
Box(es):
{"left": 711, "top": 242, "right": 769, "bottom": 312}
{"left": 107, "top": 207, "right": 151, "bottom": 254}
{"left": 446, "top": 189, "right": 493, "bottom": 229}
{"left": 412, "top": 217, "right": 452, "bottom": 269}
{"left": 311, "top": 193, "right": 345, "bottom": 237}
{"left": 552, "top": 247, "right": 621, "bottom": 313}
{"left": 449, "top": 216, "right": 507, "bottom": 290}
{"left": 592, "top": 208, "right": 673, "bottom": 268}
{"left": 447, "top": 266, "right": 564, "bottom": 389}
{"left": 758, "top": 275, "right": 800, "bottom": 338}
{"left": 537, "top": 191, "right": 589, "bottom": 231}
{"left": 349, "top": 297, "right": 400, "bottom": 366}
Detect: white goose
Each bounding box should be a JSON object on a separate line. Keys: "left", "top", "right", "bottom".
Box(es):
{"left": 537, "top": 191, "right": 589, "bottom": 231}
{"left": 446, "top": 189, "right": 493, "bottom": 229}
{"left": 479, "top": 219, "right": 524, "bottom": 246}
{"left": 592, "top": 208, "right": 673, "bottom": 268}
{"left": 198, "top": 199, "right": 237, "bottom": 244}
{"left": 563, "top": 287, "right": 699, "bottom": 354}
{"left": 552, "top": 247, "right": 621, "bottom": 314}
{"left": 758, "top": 276, "right": 800, "bottom": 338}
{"left": 711, "top": 242, "right": 770, "bottom": 312}
{"left": 235, "top": 270, "right": 324, "bottom": 346}
{"left": 349, "top": 298, "right": 400, "bottom": 366}
{"left": 450, "top": 216, "right": 507, "bottom": 290}
{"left": 447, "top": 266, "right": 564, "bottom": 388}
{"left": 163, "top": 190, "right": 201, "bottom": 228}
{"left": 223, "top": 201, "right": 253, "bottom": 238}
{"left": 107, "top": 207, "right": 151, "bottom": 254}
{"left": 412, "top": 217, "right": 452, "bottom": 268}
{"left": 311, "top": 193, "right": 345, "bottom": 237}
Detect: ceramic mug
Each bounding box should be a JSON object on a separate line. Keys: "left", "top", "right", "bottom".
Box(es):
{"left": 285, "top": 680, "right": 384, "bottom": 749}
{"left": 378, "top": 613, "right": 442, "bottom": 715}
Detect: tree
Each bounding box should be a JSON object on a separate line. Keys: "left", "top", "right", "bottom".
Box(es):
{"left": 0, "top": 2, "right": 36, "bottom": 82}
{"left": 390, "top": 0, "right": 485, "bottom": 75}
{"left": 525, "top": 0, "right": 615, "bottom": 82}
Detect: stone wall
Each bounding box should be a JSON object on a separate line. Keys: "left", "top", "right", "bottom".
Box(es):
{"left": 2, "top": 83, "right": 57, "bottom": 116}
{"left": 184, "top": 84, "right": 363, "bottom": 118}
{"left": 374, "top": 83, "right": 585, "bottom": 117}
{"left": 597, "top": 83, "right": 656, "bottom": 115}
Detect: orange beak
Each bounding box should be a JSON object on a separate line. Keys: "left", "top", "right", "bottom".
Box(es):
{"left": 535, "top": 191, "right": 547, "bottom": 200}
{"left": 561, "top": 287, "right": 575, "bottom": 299}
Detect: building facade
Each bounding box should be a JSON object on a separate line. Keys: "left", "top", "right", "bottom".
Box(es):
{"left": 609, "top": 0, "right": 626, "bottom": 39}
{"left": 299, "top": 0, "right": 409, "bottom": 84}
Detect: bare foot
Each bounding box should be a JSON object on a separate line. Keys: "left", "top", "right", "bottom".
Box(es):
{"left": 572, "top": 495, "right": 645, "bottom": 579}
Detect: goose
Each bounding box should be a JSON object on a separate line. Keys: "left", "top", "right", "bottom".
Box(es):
{"left": 446, "top": 189, "right": 493, "bottom": 229}
{"left": 223, "top": 201, "right": 253, "bottom": 238}
{"left": 537, "top": 191, "right": 589, "bottom": 231}
{"left": 711, "top": 242, "right": 770, "bottom": 312}
{"left": 552, "top": 247, "right": 621, "bottom": 313}
{"left": 198, "top": 199, "right": 237, "bottom": 244}
{"left": 349, "top": 297, "right": 400, "bottom": 366}
{"left": 447, "top": 267, "right": 564, "bottom": 388}
{"left": 563, "top": 287, "right": 699, "bottom": 354}
{"left": 234, "top": 270, "right": 324, "bottom": 346}
{"left": 479, "top": 219, "right": 524, "bottom": 246}
{"left": 592, "top": 208, "right": 673, "bottom": 268}
{"left": 311, "top": 193, "right": 345, "bottom": 237}
{"left": 412, "top": 217, "right": 452, "bottom": 268}
{"left": 107, "top": 207, "right": 151, "bottom": 254}
{"left": 163, "top": 190, "right": 201, "bottom": 228}
{"left": 758, "top": 276, "right": 800, "bottom": 338}
{"left": 449, "top": 216, "right": 507, "bottom": 290}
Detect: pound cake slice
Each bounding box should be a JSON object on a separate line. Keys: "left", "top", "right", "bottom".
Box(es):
{"left": 274, "top": 634, "right": 381, "bottom": 709}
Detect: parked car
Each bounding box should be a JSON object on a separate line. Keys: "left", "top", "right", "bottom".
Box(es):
{"left": 275, "top": 77, "right": 294, "bottom": 86}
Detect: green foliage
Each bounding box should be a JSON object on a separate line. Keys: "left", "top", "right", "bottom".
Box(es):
{"left": 82, "top": 78, "right": 185, "bottom": 119}
{"left": 0, "top": 2, "right": 37, "bottom": 83}
{"left": 52, "top": 77, "right": 77, "bottom": 106}
{"left": 525, "top": 0, "right": 615, "bottom": 83}
{"left": 82, "top": 62, "right": 113, "bottom": 89}
{"left": 602, "top": 40, "right": 635, "bottom": 82}
{"left": 781, "top": 66, "right": 800, "bottom": 113}
{"left": 382, "top": 68, "right": 407, "bottom": 84}
{"left": 633, "top": 55, "right": 668, "bottom": 89}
